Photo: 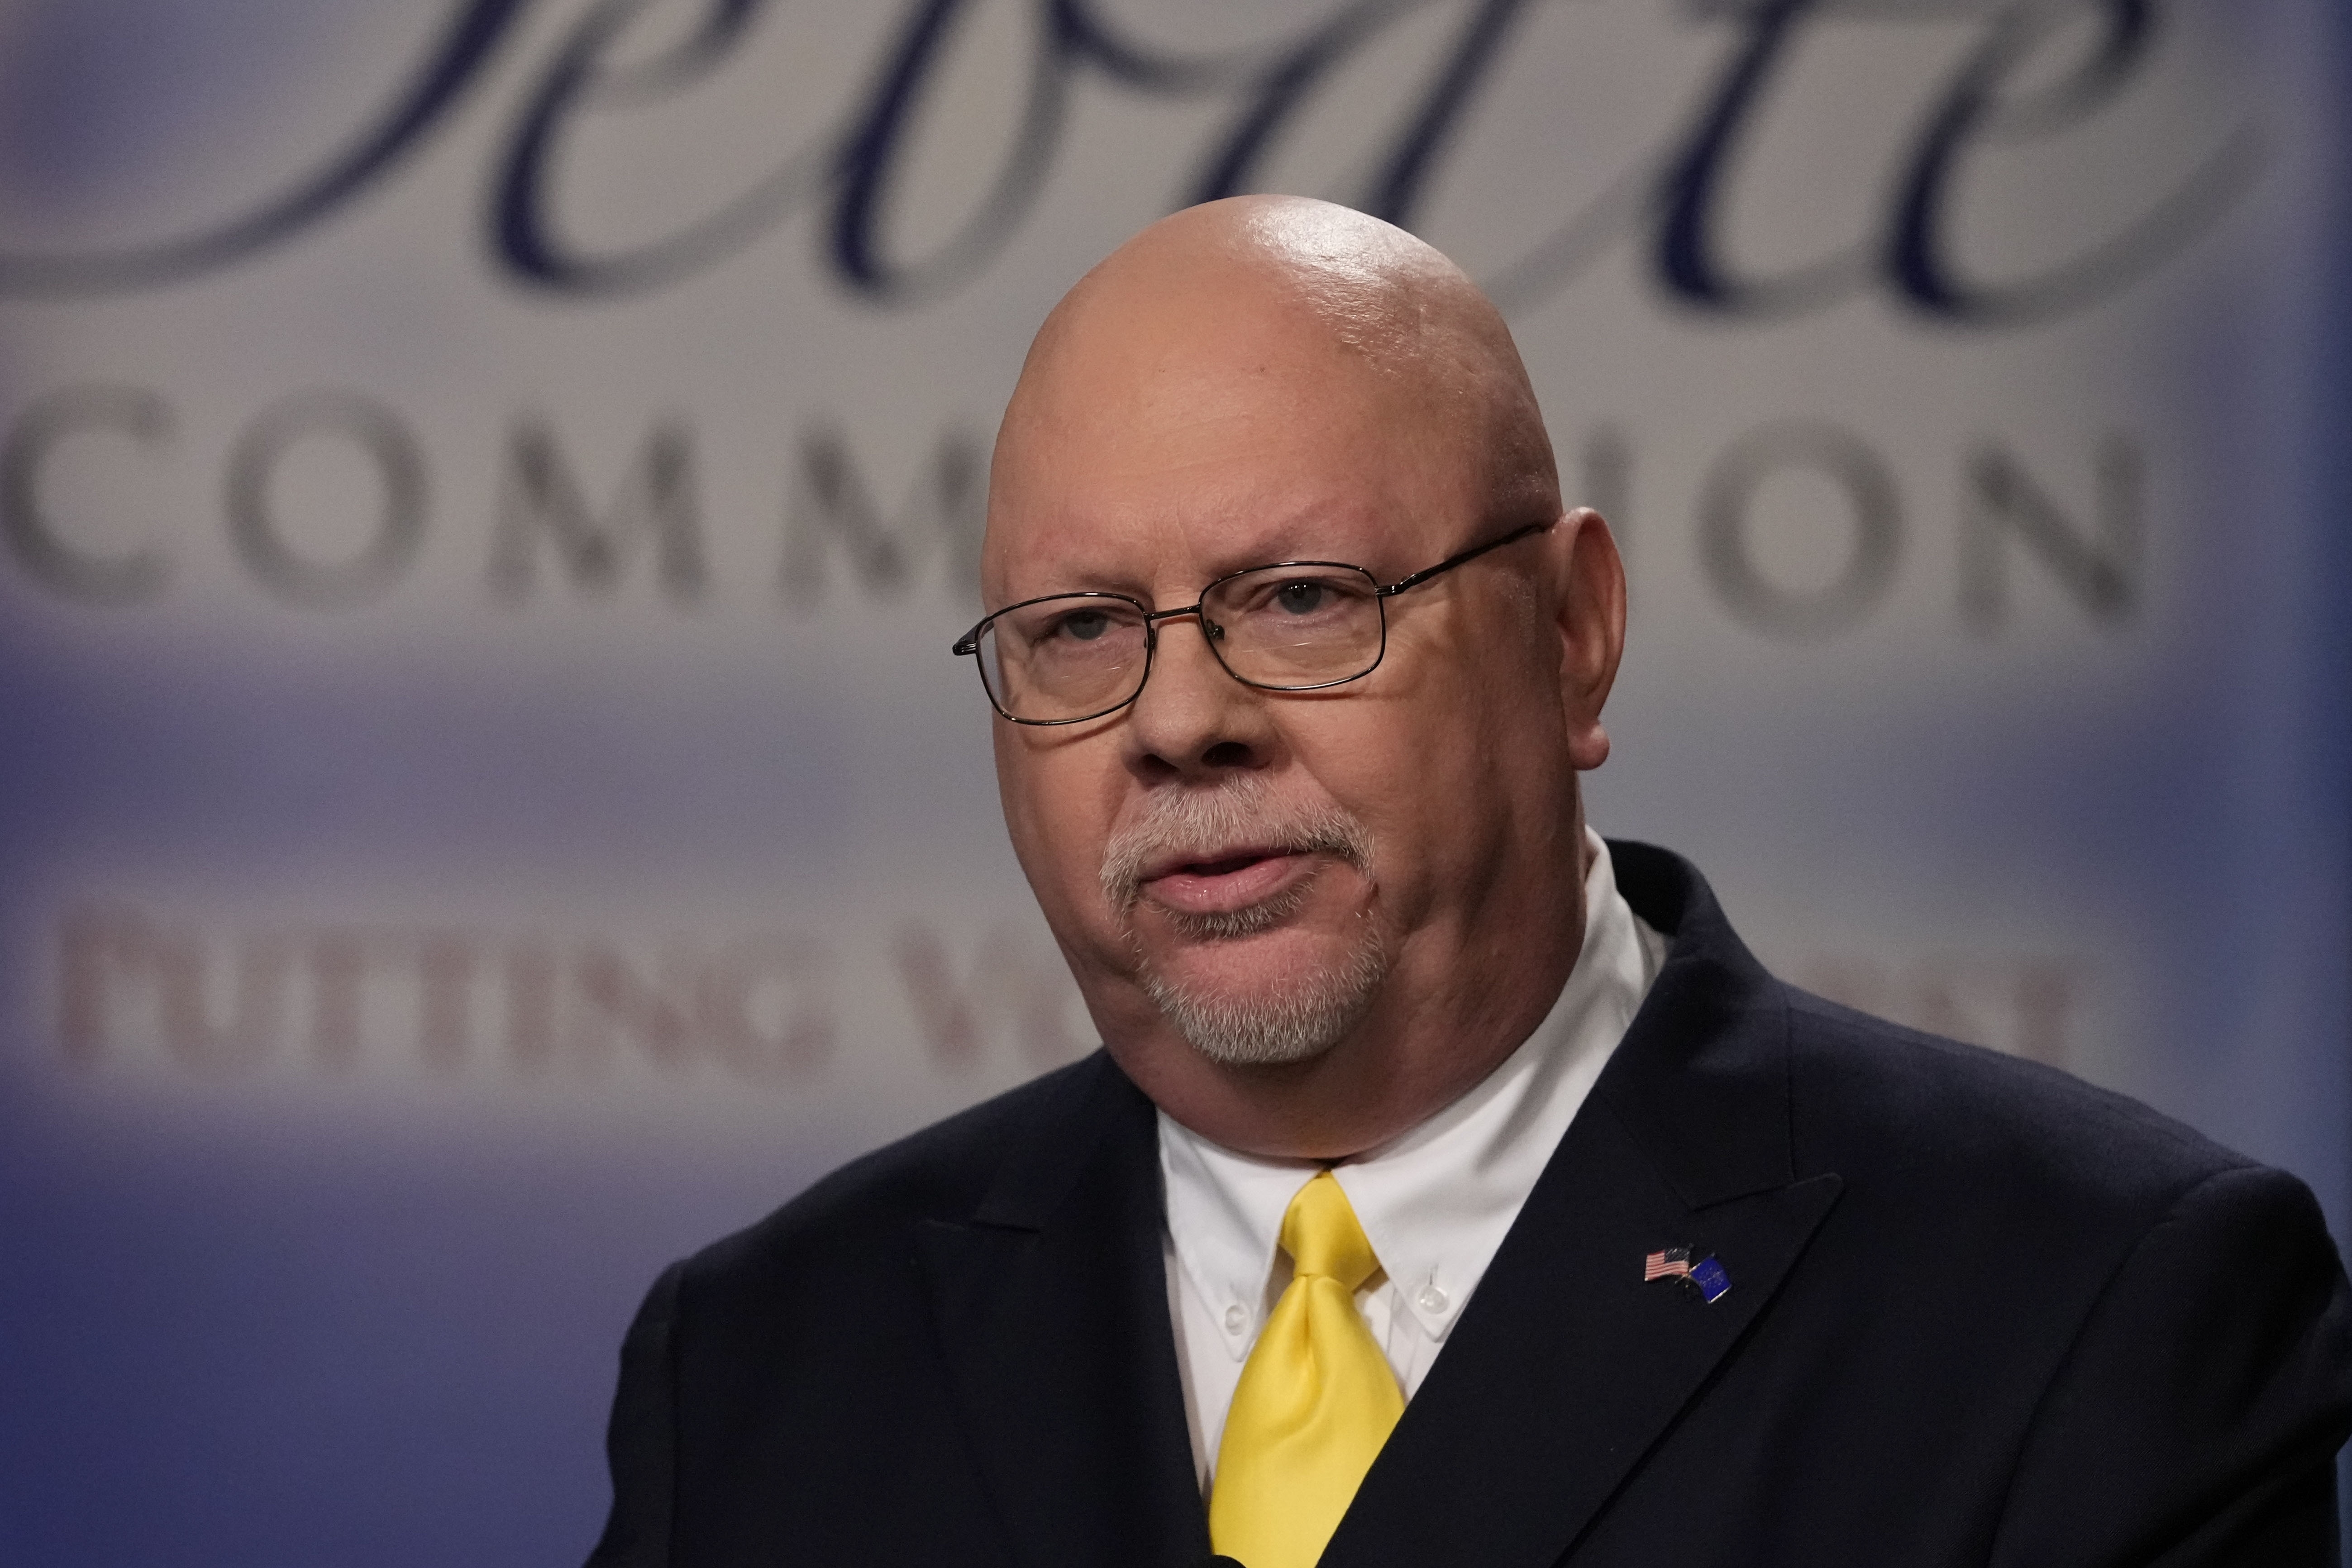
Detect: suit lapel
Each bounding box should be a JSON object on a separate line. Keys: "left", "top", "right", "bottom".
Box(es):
{"left": 1326, "top": 1114, "right": 1841, "bottom": 1568}
{"left": 917, "top": 1054, "right": 1209, "bottom": 1568}
{"left": 1325, "top": 843, "right": 1845, "bottom": 1568}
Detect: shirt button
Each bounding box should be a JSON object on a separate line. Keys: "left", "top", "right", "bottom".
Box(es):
{"left": 1223, "top": 1304, "right": 1249, "bottom": 1335}
{"left": 1416, "top": 1283, "right": 1450, "bottom": 1315}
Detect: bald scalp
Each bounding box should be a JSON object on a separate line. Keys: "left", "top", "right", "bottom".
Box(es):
{"left": 988, "top": 196, "right": 1559, "bottom": 578}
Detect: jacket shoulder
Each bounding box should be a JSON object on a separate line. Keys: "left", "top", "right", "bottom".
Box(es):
{"left": 1781, "top": 984, "right": 2256, "bottom": 1225}
{"left": 1607, "top": 837, "right": 2258, "bottom": 1219}
{"left": 678, "top": 1051, "right": 1121, "bottom": 1294}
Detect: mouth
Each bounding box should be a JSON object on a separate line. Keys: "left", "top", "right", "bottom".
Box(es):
{"left": 1137, "top": 846, "right": 1317, "bottom": 917}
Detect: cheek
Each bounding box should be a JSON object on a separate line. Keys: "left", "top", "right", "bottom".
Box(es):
{"left": 994, "top": 728, "right": 1119, "bottom": 911}
{"left": 1285, "top": 693, "right": 1474, "bottom": 856}
{"left": 1289, "top": 637, "right": 1554, "bottom": 872}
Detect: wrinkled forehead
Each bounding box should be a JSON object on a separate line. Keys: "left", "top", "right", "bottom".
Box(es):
{"left": 983, "top": 292, "right": 1483, "bottom": 605}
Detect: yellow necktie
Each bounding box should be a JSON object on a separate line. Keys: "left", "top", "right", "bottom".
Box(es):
{"left": 1209, "top": 1170, "right": 1404, "bottom": 1568}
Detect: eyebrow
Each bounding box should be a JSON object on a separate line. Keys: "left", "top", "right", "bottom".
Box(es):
{"left": 1007, "top": 512, "right": 1385, "bottom": 604}
{"left": 1002, "top": 550, "right": 1360, "bottom": 611}
{"left": 1194, "top": 505, "right": 1379, "bottom": 578}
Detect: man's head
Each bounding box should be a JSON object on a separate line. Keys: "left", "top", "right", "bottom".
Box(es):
{"left": 981, "top": 195, "right": 1625, "bottom": 1158}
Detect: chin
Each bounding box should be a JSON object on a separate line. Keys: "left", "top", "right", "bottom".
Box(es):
{"left": 1133, "top": 919, "right": 1388, "bottom": 1069}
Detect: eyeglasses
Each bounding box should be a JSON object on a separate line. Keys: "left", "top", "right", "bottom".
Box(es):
{"left": 951, "top": 520, "right": 1549, "bottom": 725}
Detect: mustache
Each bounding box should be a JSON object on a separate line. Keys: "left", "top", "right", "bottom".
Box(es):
{"left": 1098, "top": 777, "right": 1375, "bottom": 914}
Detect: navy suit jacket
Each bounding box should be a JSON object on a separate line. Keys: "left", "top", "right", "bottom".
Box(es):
{"left": 587, "top": 843, "right": 2352, "bottom": 1566}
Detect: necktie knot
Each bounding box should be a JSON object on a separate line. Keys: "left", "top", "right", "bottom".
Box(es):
{"left": 1280, "top": 1170, "right": 1381, "bottom": 1293}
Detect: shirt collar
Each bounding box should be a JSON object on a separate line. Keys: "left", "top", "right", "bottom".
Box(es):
{"left": 1159, "top": 831, "right": 1665, "bottom": 1354}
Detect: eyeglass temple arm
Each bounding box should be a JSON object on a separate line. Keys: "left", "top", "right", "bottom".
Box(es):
{"left": 1375, "top": 519, "right": 1551, "bottom": 597}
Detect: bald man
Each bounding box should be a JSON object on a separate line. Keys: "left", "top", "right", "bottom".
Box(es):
{"left": 587, "top": 199, "right": 2352, "bottom": 1568}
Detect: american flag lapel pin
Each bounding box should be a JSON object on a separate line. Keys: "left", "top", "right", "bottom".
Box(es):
{"left": 1644, "top": 1246, "right": 1732, "bottom": 1304}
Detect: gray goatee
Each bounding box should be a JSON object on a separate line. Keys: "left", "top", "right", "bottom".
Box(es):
{"left": 1100, "top": 777, "right": 1385, "bottom": 1067}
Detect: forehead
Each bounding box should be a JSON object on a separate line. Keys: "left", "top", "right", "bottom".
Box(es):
{"left": 985, "top": 314, "right": 1477, "bottom": 601}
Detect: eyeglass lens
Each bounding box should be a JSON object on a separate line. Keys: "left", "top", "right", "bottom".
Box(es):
{"left": 977, "top": 564, "right": 1385, "bottom": 722}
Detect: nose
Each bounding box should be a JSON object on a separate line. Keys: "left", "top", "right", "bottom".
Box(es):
{"left": 1123, "top": 611, "right": 1275, "bottom": 783}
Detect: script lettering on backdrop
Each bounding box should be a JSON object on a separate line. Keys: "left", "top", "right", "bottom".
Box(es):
{"left": 0, "top": 0, "right": 2259, "bottom": 322}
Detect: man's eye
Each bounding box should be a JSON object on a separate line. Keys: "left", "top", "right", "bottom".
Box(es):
{"left": 1052, "top": 610, "right": 1112, "bottom": 642}
{"left": 1273, "top": 581, "right": 1331, "bottom": 615}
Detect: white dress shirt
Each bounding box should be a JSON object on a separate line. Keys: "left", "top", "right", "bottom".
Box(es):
{"left": 1158, "top": 830, "right": 1667, "bottom": 1487}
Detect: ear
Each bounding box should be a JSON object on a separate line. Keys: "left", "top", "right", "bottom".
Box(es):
{"left": 1552, "top": 507, "right": 1625, "bottom": 771}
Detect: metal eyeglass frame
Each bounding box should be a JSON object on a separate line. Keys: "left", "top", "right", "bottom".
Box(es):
{"left": 950, "top": 519, "right": 1551, "bottom": 725}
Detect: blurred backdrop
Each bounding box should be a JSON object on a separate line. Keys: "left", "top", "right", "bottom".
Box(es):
{"left": 0, "top": 2, "right": 2345, "bottom": 1563}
